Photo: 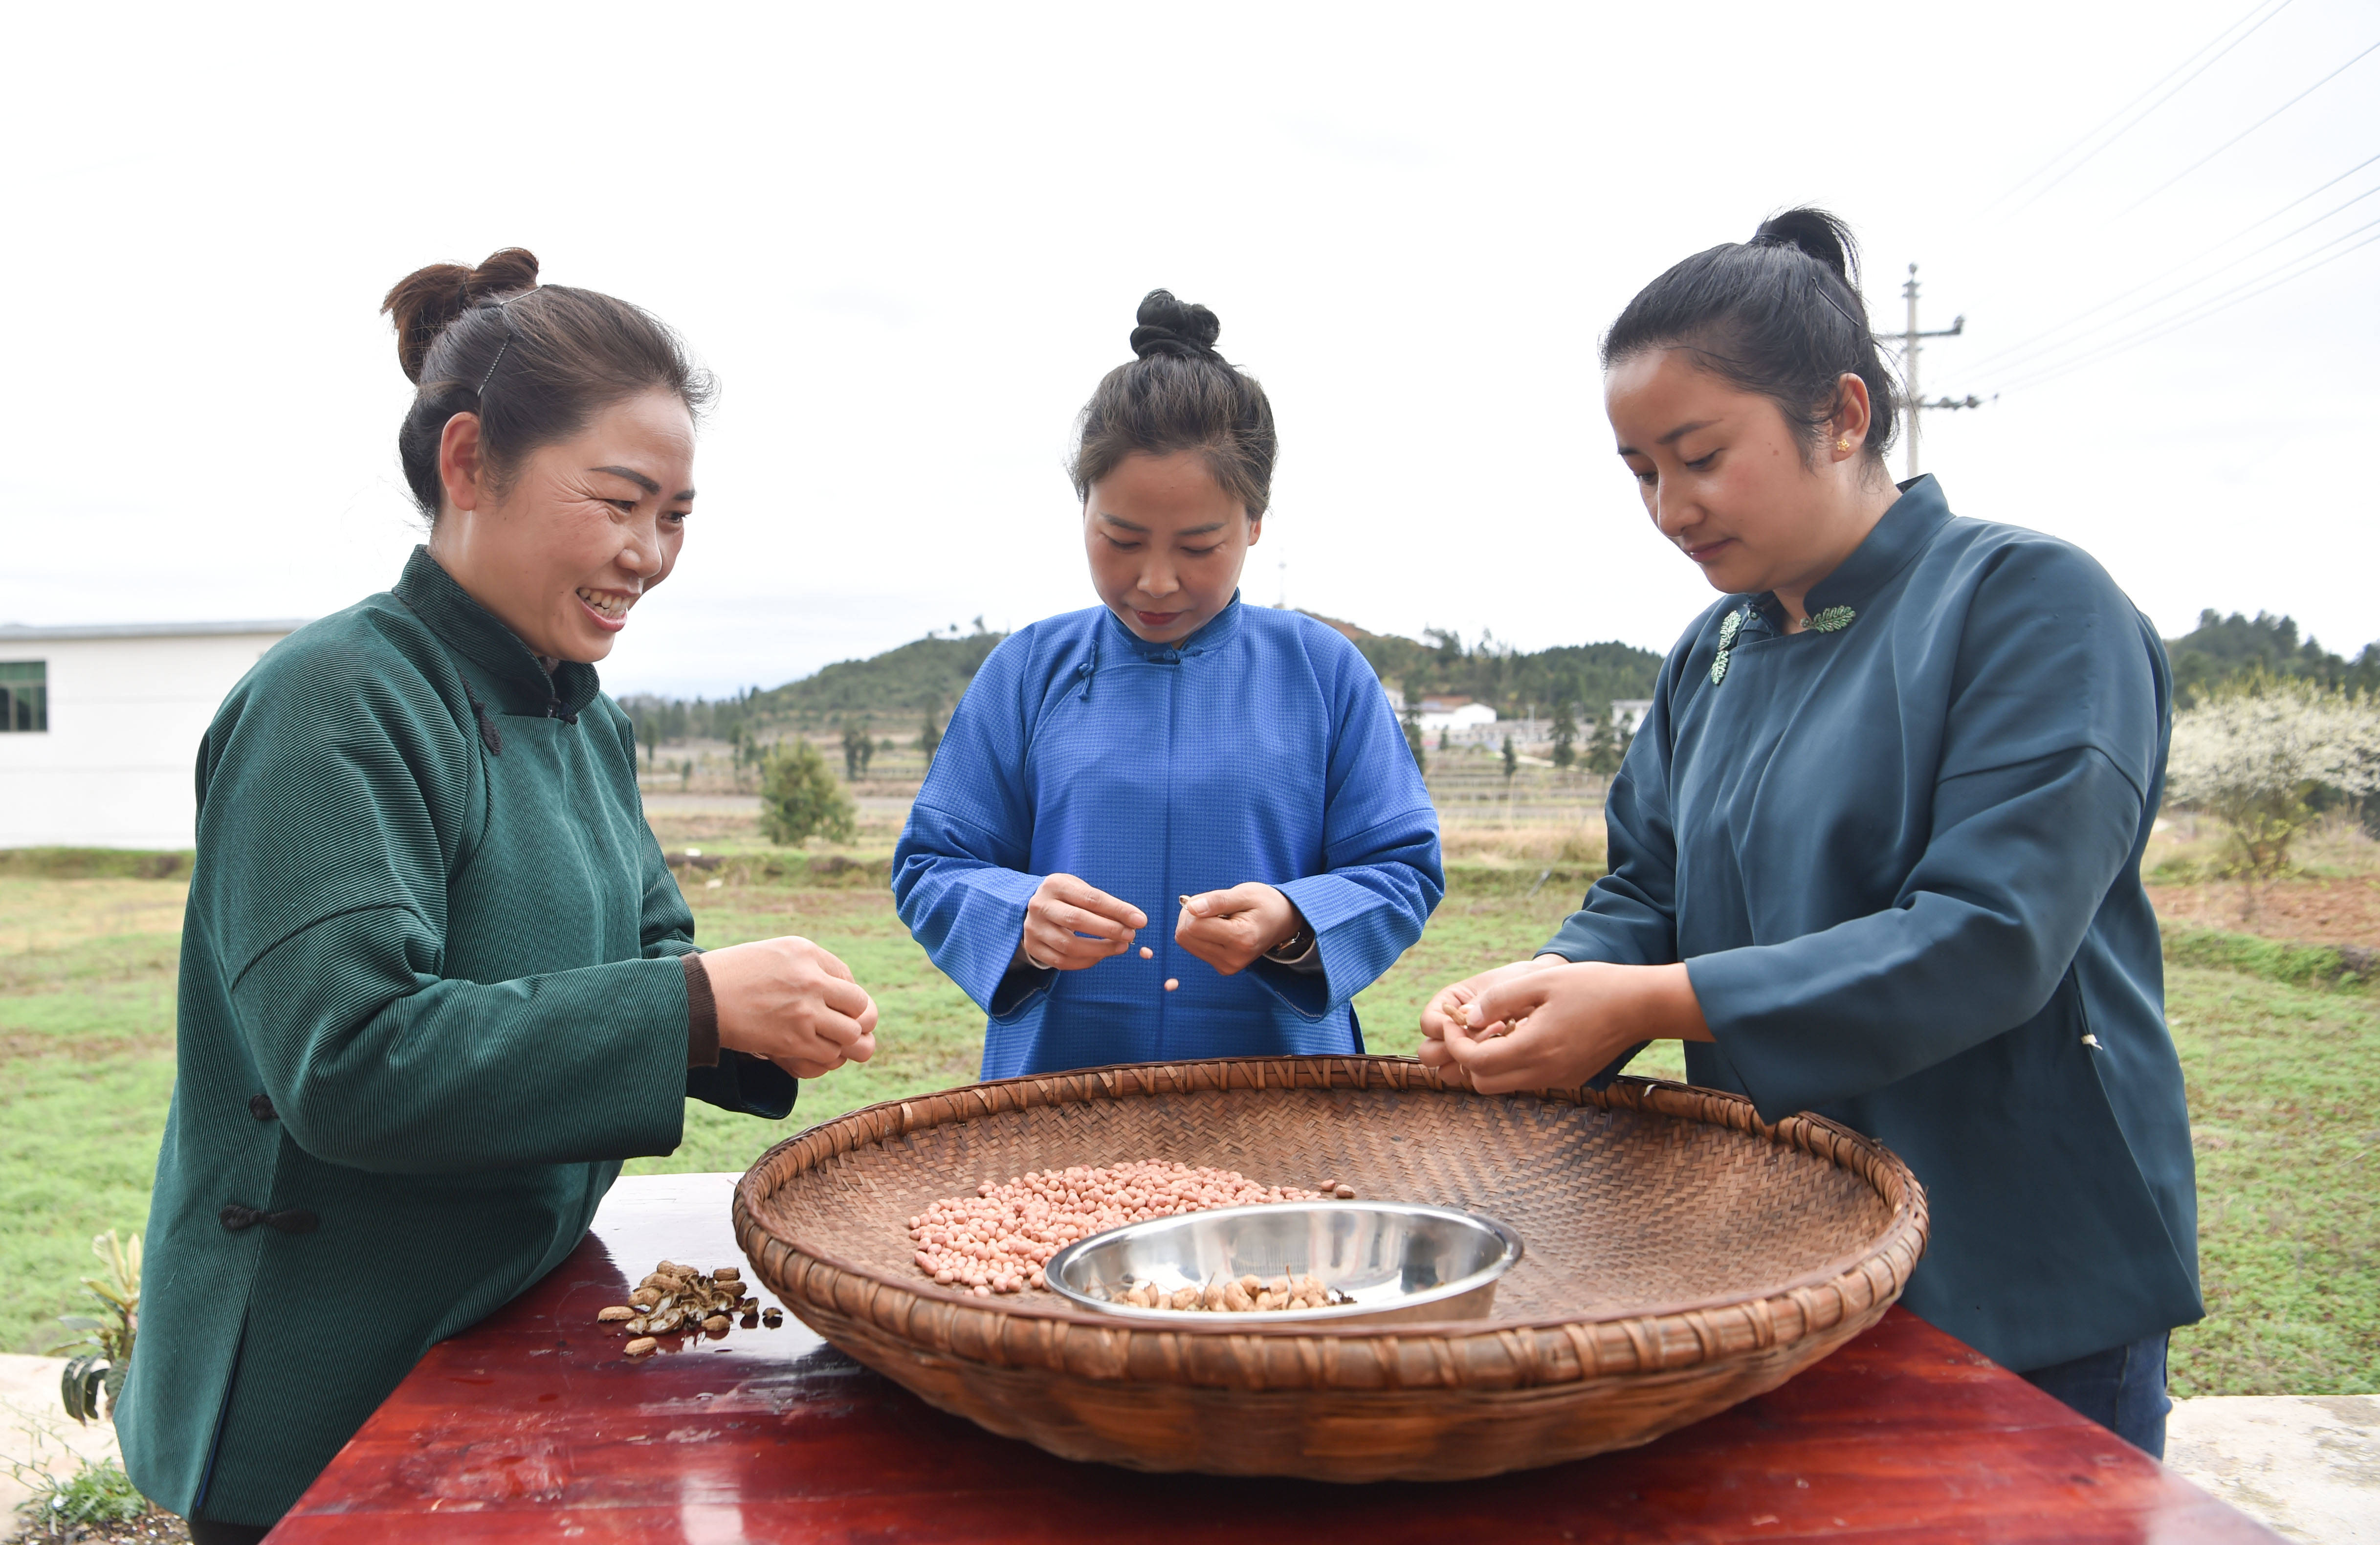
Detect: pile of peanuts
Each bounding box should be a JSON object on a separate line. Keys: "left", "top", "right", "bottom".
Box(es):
{"left": 1102, "top": 1271, "right": 1350, "bottom": 1313}
{"left": 595, "top": 1259, "right": 782, "bottom": 1357}
{"left": 907, "top": 1160, "right": 1358, "bottom": 1296}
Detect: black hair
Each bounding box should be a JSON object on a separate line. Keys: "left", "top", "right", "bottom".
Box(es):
{"left": 1070, "top": 289, "right": 1278, "bottom": 518}
{"left": 1601, "top": 208, "right": 1898, "bottom": 463}
{"left": 381, "top": 248, "right": 716, "bottom": 519}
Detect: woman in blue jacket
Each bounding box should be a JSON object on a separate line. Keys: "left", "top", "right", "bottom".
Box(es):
{"left": 1421, "top": 212, "right": 2198, "bottom": 1457}
{"left": 894, "top": 291, "right": 1442, "bottom": 1078}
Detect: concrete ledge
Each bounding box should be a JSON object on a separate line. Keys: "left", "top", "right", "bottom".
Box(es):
{"left": 2167, "top": 1394, "right": 2380, "bottom": 1542}
{"left": 1, "top": 1354, "right": 124, "bottom": 1525}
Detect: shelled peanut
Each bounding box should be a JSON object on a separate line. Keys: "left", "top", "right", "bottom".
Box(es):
{"left": 594, "top": 1259, "right": 778, "bottom": 1355}
{"left": 907, "top": 1161, "right": 1353, "bottom": 1296}
{"left": 1099, "top": 1271, "right": 1351, "bottom": 1313}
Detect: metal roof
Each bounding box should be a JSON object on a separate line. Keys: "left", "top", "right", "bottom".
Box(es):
{"left": 0, "top": 620, "right": 310, "bottom": 643}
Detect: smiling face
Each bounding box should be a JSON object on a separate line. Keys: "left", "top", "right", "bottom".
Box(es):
{"left": 1083, "top": 450, "right": 1261, "bottom": 644}
{"left": 1606, "top": 347, "right": 1888, "bottom": 618}
{"left": 426, "top": 387, "right": 697, "bottom": 662}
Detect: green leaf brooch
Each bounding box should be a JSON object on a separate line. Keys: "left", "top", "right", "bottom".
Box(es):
{"left": 1807, "top": 605, "right": 1857, "bottom": 633}
{"left": 1709, "top": 607, "right": 1747, "bottom": 685}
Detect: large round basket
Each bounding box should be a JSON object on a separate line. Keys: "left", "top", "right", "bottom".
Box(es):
{"left": 733, "top": 1057, "right": 1927, "bottom": 1482}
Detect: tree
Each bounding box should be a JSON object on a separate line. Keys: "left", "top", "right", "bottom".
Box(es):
{"left": 917, "top": 703, "right": 943, "bottom": 767}
{"left": 760, "top": 740, "right": 858, "bottom": 847}
{"left": 1437, "top": 727, "right": 1452, "bottom": 751}
{"left": 1585, "top": 703, "right": 1624, "bottom": 776}
{"left": 1400, "top": 698, "right": 1426, "bottom": 775}
{"left": 1551, "top": 701, "right": 1577, "bottom": 770}
{"left": 840, "top": 717, "right": 874, "bottom": 780}
{"left": 1501, "top": 734, "right": 1518, "bottom": 782}
{"left": 2165, "top": 673, "right": 2380, "bottom": 899}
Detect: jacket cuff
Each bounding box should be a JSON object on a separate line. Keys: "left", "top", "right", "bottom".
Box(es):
{"left": 683, "top": 952, "right": 720, "bottom": 1068}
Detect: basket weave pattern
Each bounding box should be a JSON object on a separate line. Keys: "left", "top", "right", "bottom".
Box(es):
{"left": 734, "top": 1057, "right": 1928, "bottom": 1480}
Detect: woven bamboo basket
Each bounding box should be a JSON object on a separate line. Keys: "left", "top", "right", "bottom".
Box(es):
{"left": 733, "top": 1057, "right": 1927, "bottom": 1482}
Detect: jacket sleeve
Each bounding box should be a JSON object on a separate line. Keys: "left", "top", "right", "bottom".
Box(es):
{"left": 1686, "top": 545, "right": 2166, "bottom": 1123}
{"left": 891, "top": 636, "right": 1050, "bottom": 1019}
{"left": 1257, "top": 648, "right": 1444, "bottom": 1018}
{"left": 199, "top": 661, "right": 695, "bottom": 1174}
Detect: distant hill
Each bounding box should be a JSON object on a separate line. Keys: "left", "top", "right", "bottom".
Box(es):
{"left": 754, "top": 630, "right": 1006, "bottom": 719}
{"left": 623, "top": 607, "right": 2376, "bottom": 744}
{"left": 2164, "top": 611, "right": 2378, "bottom": 704}
{"left": 1316, "top": 615, "right": 1663, "bottom": 719}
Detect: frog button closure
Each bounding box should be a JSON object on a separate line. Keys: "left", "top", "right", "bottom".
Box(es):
{"left": 219, "top": 1204, "right": 319, "bottom": 1235}
{"left": 248, "top": 1093, "right": 276, "bottom": 1122}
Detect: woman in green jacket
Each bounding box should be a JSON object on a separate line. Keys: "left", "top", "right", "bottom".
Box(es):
{"left": 116, "top": 249, "right": 879, "bottom": 1542}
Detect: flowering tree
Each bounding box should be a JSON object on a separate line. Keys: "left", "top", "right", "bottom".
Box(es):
{"left": 2164, "top": 674, "right": 2380, "bottom": 886}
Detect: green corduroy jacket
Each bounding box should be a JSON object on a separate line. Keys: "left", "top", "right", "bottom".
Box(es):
{"left": 116, "top": 548, "right": 794, "bottom": 1526}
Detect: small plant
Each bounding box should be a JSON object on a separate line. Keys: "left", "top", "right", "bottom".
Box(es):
{"left": 759, "top": 740, "right": 858, "bottom": 847}
{"left": 51, "top": 1230, "right": 139, "bottom": 1424}
{"left": 5, "top": 1422, "right": 154, "bottom": 1541}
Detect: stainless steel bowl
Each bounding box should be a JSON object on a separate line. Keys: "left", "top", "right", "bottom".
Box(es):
{"left": 1043, "top": 1200, "right": 1523, "bottom": 1327}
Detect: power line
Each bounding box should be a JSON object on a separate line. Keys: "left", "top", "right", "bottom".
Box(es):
{"left": 1975, "top": 177, "right": 2380, "bottom": 377}
{"left": 1990, "top": 0, "right": 2292, "bottom": 218}
{"left": 1997, "top": 220, "right": 2380, "bottom": 391}
{"left": 2120, "top": 36, "right": 2380, "bottom": 215}
{"left": 1969, "top": 150, "right": 2380, "bottom": 371}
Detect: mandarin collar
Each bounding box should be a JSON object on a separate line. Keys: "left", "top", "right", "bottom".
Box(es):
{"left": 1795, "top": 475, "right": 1954, "bottom": 618}
{"left": 391, "top": 546, "right": 603, "bottom": 721}
{"left": 1098, "top": 592, "right": 1246, "bottom": 660}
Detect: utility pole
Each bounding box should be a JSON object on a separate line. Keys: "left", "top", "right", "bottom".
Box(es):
{"left": 1896, "top": 264, "right": 1986, "bottom": 479}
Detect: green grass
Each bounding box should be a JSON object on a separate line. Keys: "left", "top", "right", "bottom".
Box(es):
{"left": 2167, "top": 965, "right": 2380, "bottom": 1397}
{"left": 0, "top": 852, "right": 2365, "bottom": 1398}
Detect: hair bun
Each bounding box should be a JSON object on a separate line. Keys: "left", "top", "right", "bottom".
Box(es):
{"left": 380, "top": 247, "right": 543, "bottom": 384}
{"left": 1750, "top": 208, "right": 1858, "bottom": 289}
{"left": 1128, "top": 288, "right": 1223, "bottom": 361}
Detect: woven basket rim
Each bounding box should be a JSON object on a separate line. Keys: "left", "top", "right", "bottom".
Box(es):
{"left": 735, "top": 1055, "right": 1928, "bottom": 1342}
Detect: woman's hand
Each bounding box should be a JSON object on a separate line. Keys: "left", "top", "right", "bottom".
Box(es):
{"left": 1417, "top": 957, "right": 1566, "bottom": 1075}
{"left": 1023, "top": 874, "right": 1148, "bottom": 970}
{"left": 703, "top": 935, "right": 880, "bottom": 1078}
{"left": 1432, "top": 960, "right": 1710, "bottom": 1095}
{"left": 1175, "top": 884, "right": 1302, "bottom": 976}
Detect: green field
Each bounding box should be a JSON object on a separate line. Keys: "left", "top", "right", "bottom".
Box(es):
{"left": 0, "top": 838, "right": 2371, "bottom": 1400}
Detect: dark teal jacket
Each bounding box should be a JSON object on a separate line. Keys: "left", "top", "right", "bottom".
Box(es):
{"left": 117, "top": 549, "right": 793, "bottom": 1525}
{"left": 1550, "top": 477, "right": 2200, "bottom": 1372}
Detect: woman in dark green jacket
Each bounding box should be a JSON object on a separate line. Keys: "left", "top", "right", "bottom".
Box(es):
{"left": 1422, "top": 212, "right": 2197, "bottom": 1458}
{"left": 117, "top": 249, "right": 880, "bottom": 1541}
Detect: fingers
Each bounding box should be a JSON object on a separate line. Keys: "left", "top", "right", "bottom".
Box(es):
{"left": 816, "top": 974, "right": 873, "bottom": 1021}
{"left": 1468, "top": 973, "right": 1557, "bottom": 1033}
{"left": 1442, "top": 1024, "right": 1549, "bottom": 1095}
{"left": 1039, "top": 899, "right": 1134, "bottom": 944}
{"left": 1042, "top": 874, "right": 1148, "bottom": 929}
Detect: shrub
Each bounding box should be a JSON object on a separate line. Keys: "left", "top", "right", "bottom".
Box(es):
{"left": 759, "top": 740, "right": 857, "bottom": 847}
{"left": 2165, "top": 673, "right": 2380, "bottom": 885}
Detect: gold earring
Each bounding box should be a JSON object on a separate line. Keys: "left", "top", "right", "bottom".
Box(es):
{"left": 1835, "top": 437, "right": 1852, "bottom": 453}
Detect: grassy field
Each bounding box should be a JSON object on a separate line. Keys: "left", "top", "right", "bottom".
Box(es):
{"left": 0, "top": 815, "right": 2370, "bottom": 1401}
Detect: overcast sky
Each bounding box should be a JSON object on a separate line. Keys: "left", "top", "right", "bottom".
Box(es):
{"left": 6, "top": 0, "right": 2374, "bottom": 696}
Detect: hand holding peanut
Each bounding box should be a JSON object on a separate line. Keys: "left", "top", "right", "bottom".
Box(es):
{"left": 1022, "top": 873, "right": 1148, "bottom": 971}
{"left": 1174, "top": 883, "right": 1302, "bottom": 976}
{"left": 703, "top": 935, "right": 878, "bottom": 1077}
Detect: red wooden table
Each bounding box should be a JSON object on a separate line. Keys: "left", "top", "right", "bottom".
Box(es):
{"left": 273, "top": 1173, "right": 2274, "bottom": 1543}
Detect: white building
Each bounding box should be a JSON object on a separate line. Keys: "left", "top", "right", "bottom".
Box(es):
{"left": 0, "top": 620, "right": 307, "bottom": 850}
